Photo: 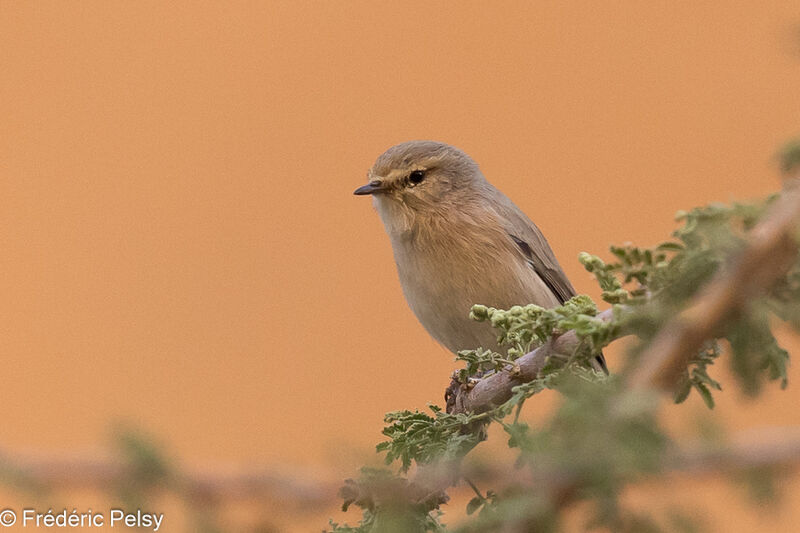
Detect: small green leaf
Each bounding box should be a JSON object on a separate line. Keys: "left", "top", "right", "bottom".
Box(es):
{"left": 695, "top": 383, "right": 715, "bottom": 409}
{"left": 673, "top": 379, "right": 692, "bottom": 404}
{"left": 466, "top": 496, "right": 484, "bottom": 515}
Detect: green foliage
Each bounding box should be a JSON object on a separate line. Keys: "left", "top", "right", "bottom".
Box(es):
{"left": 456, "top": 295, "right": 614, "bottom": 386}
{"left": 779, "top": 138, "right": 800, "bottom": 175}
{"left": 469, "top": 372, "right": 664, "bottom": 531}
{"left": 113, "top": 427, "right": 174, "bottom": 515}
{"left": 377, "top": 406, "right": 482, "bottom": 472}
{"left": 328, "top": 518, "right": 371, "bottom": 533}
{"left": 469, "top": 295, "right": 601, "bottom": 357}
{"left": 580, "top": 195, "right": 792, "bottom": 399}
{"left": 112, "top": 427, "right": 223, "bottom": 533}
{"left": 331, "top": 187, "right": 800, "bottom": 532}
{"left": 328, "top": 511, "right": 445, "bottom": 533}
{"left": 726, "top": 305, "right": 789, "bottom": 395}
{"left": 673, "top": 342, "right": 722, "bottom": 408}
{"left": 454, "top": 348, "right": 518, "bottom": 382}
{"left": 331, "top": 468, "right": 448, "bottom": 533}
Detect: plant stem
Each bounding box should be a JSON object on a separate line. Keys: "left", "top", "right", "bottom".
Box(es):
{"left": 464, "top": 477, "right": 486, "bottom": 502}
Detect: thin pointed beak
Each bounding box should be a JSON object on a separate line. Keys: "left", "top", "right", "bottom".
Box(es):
{"left": 353, "top": 180, "right": 385, "bottom": 196}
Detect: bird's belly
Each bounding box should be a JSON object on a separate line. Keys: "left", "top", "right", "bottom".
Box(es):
{"left": 393, "top": 241, "right": 559, "bottom": 353}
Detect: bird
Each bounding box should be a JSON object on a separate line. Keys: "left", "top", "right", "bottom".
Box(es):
{"left": 354, "top": 140, "right": 606, "bottom": 373}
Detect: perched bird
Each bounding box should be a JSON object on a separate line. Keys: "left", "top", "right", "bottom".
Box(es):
{"left": 355, "top": 141, "right": 606, "bottom": 373}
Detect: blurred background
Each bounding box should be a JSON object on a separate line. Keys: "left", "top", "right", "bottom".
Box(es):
{"left": 2, "top": 2, "right": 800, "bottom": 531}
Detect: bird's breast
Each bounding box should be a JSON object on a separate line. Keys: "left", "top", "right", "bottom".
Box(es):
{"left": 388, "top": 223, "right": 559, "bottom": 353}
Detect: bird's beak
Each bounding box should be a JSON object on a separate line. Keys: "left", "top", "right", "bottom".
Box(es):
{"left": 353, "top": 180, "right": 385, "bottom": 196}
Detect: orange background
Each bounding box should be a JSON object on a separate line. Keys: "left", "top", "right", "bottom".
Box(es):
{"left": 3, "top": 2, "right": 800, "bottom": 531}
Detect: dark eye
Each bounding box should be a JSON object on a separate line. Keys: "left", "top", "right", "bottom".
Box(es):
{"left": 408, "top": 170, "right": 425, "bottom": 185}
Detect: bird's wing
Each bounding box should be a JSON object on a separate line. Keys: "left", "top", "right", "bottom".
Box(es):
{"left": 507, "top": 234, "right": 573, "bottom": 304}
{"left": 492, "top": 193, "right": 576, "bottom": 304}
{"left": 492, "top": 191, "right": 609, "bottom": 374}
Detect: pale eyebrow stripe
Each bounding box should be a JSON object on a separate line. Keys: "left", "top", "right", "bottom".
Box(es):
{"left": 370, "top": 156, "right": 438, "bottom": 182}
{"left": 386, "top": 169, "right": 408, "bottom": 180}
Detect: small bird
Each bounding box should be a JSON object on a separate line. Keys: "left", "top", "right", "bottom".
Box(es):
{"left": 355, "top": 141, "right": 606, "bottom": 373}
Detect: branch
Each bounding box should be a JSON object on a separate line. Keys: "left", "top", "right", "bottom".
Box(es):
{"left": 629, "top": 183, "right": 800, "bottom": 390}
{"left": 458, "top": 427, "right": 800, "bottom": 486}
{"left": 0, "top": 450, "right": 336, "bottom": 507}
{"left": 667, "top": 427, "right": 800, "bottom": 477}
{"left": 446, "top": 308, "right": 615, "bottom": 416}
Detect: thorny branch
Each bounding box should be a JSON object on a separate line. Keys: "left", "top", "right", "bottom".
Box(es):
{"left": 629, "top": 182, "right": 800, "bottom": 389}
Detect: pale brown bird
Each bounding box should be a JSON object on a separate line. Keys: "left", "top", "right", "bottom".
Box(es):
{"left": 355, "top": 141, "right": 606, "bottom": 373}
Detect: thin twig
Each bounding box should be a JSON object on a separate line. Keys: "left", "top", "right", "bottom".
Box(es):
{"left": 464, "top": 477, "right": 487, "bottom": 502}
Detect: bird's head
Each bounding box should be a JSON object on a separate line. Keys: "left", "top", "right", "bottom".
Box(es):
{"left": 355, "top": 141, "right": 485, "bottom": 234}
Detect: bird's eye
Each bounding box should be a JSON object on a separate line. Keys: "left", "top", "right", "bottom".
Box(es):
{"left": 408, "top": 170, "right": 425, "bottom": 185}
